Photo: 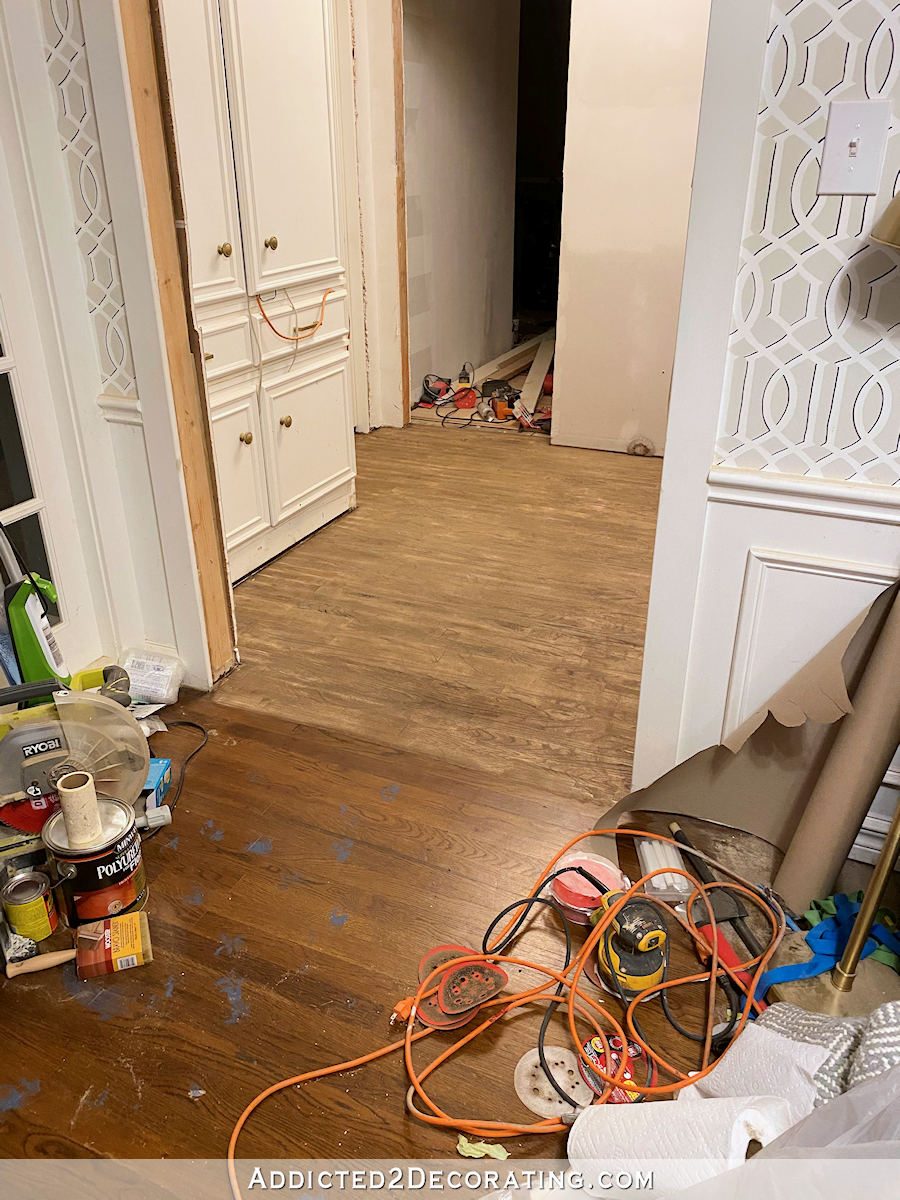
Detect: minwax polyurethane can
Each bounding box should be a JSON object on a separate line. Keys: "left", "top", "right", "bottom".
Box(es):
{"left": 42, "top": 798, "right": 147, "bottom": 926}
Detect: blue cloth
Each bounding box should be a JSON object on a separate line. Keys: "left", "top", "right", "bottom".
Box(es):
{"left": 758, "top": 894, "right": 896, "bottom": 995}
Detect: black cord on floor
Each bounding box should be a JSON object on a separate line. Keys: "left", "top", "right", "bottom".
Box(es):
{"left": 143, "top": 719, "right": 209, "bottom": 841}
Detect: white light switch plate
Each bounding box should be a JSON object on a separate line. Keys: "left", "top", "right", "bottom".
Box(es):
{"left": 817, "top": 100, "right": 892, "bottom": 196}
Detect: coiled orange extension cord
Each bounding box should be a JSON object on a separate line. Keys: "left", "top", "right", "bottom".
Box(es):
{"left": 227, "top": 827, "right": 786, "bottom": 1200}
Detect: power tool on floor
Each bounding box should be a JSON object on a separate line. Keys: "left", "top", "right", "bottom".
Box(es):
{"left": 591, "top": 891, "right": 668, "bottom": 1002}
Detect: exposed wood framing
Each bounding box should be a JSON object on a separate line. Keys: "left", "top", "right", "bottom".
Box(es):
{"left": 473, "top": 330, "right": 553, "bottom": 387}
{"left": 519, "top": 330, "right": 556, "bottom": 414}
{"left": 118, "top": 0, "right": 236, "bottom": 680}
{"left": 392, "top": 0, "right": 411, "bottom": 424}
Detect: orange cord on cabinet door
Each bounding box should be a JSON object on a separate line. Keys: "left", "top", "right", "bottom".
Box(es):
{"left": 255, "top": 287, "right": 334, "bottom": 342}
{"left": 227, "top": 827, "right": 786, "bottom": 1200}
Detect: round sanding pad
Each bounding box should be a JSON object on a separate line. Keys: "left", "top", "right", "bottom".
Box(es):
{"left": 513, "top": 1046, "right": 594, "bottom": 1117}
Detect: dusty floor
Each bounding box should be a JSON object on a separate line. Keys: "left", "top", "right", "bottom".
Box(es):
{"left": 219, "top": 426, "right": 663, "bottom": 810}
{"left": 1, "top": 428, "right": 672, "bottom": 1161}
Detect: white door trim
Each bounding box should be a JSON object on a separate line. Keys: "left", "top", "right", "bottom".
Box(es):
{"left": 631, "top": 0, "right": 773, "bottom": 789}
{"left": 80, "top": 0, "right": 212, "bottom": 689}
{"left": 0, "top": 0, "right": 143, "bottom": 659}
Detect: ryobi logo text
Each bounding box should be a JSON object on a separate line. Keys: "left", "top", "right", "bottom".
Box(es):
{"left": 23, "top": 737, "right": 63, "bottom": 758}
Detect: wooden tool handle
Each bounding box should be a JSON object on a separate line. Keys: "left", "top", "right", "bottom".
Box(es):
{"left": 6, "top": 949, "right": 76, "bottom": 978}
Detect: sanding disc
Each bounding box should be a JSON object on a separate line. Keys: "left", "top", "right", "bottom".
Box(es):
{"left": 437, "top": 962, "right": 508, "bottom": 1014}
{"left": 514, "top": 1047, "right": 594, "bottom": 1117}
{"left": 418, "top": 944, "right": 478, "bottom": 984}
{"left": 414, "top": 990, "right": 480, "bottom": 1031}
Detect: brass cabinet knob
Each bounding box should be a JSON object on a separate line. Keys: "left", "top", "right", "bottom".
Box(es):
{"left": 279, "top": 414, "right": 293, "bottom": 428}
{"left": 264, "top": 234, "right": 279, "bottom": 250}
{"left": 239, "top": 431, "right": 253, "bottom": 445}
{"left": 204, "top": 352, "right": 214, "bottom": 361}
{"left": 217, "top": 242, "right": 233, "bottom": 257}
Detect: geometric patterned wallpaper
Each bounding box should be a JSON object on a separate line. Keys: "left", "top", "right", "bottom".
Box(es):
{"left": 40, "top": 0, "right": 137, "bottom": 398}
{"left": 716, "top": 0, "right": 900, "bottom": 485}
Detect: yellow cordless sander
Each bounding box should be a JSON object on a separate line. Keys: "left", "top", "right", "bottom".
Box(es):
{"left": 591, "top": 891, "right": 668, "bottom": 1002}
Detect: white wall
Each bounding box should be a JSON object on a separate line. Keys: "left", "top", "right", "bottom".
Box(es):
{"left": 551, "top": 0, "right": 711, "bottom": 456}
{"left": 402, "top": 0, "right": 519, "bottom": 389}
{"left": 351, "top": 0, "right": 406, "bottom": 429}
{"left": 634, "top": 0, "right": 900, "bottom": 869}
{"left": 0, "top": 0, "right": 212, "bottom": 688}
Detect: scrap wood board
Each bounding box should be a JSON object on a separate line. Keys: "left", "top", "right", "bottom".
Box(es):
{"left": 519, "top": 331, "right": 555, "bottom": 414}
{"left": 473, "top": 329, "right": 554, "bottom": 387}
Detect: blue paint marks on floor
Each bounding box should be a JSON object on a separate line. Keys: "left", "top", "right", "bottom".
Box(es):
{"left": 246, "top": 836, "right": 272, "bottom": 856}
{"left": 0, "top": 1079, "right": 39, "bottom": 1112}
{"left": 329, "top": 910, "right": 349, "bottom": 928}
{"left": 201, "top": 819, "right": 224, "bottom": 843}
{"left": 215, "top": 975, "right": 249, "bottom": 1025}
{"left": 168, "top": 835, "right": 180, "bottom": 851}
{"left": 380, "top": 783, "right": 401, "bottom": 803}
{"left": 164, "top": 976, "right": 175, "bottom": 999}
{"left": 63, "top": 970, "right": 130, "bottom": 1020}
{"left": 278, "top": 868, "right": 310, "bottom": 889}
{"left": 184, "top": 887, "right": 205, "bottom": 907}
{"left": 332, "top": 837, "right": 353, "bottom": 864}
{"left": 92, "top": 1088, "right": 110, "bottom": 1108}
{"left": 214, "top": 933, "right": 247, "bottom": 958}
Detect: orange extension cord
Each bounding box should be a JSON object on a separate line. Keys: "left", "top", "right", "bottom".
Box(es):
{"left": 255, "top": 289, "right": 334, "bottom": 342}
{"left": 227, "top": 827, "right": 786, "bottom": 1200}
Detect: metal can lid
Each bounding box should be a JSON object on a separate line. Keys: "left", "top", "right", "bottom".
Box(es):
{"left": 42, "top": 798, "right": 134, "bottom": 854}
{"left": 1, "top": 870, "right": 50, "bottom": 905}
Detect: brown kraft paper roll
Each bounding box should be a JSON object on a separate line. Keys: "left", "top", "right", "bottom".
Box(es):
{"left": 774, "top": 587, "right": 900, "bottom": 912}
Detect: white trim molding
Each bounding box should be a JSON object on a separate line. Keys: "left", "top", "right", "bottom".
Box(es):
{"left": 97, "top": 393, "right": 143, "bottom": 427}
{"left": 81, "top": 0, "right": 212, "bottom": 689}
{"left": 633, "top": 0, "right": 774, "bottom": 789}
{"left": 708, "top": 467, "right": 900, "bottom": 526}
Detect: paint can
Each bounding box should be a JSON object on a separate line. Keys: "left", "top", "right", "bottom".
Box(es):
{"left": 1, "top": 869, "right": 58, "bottom": 941}
{"left": 42, "top": 798, "right": 147, "bottom": 926}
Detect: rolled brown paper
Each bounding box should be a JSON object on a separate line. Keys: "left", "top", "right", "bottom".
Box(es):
{"left": 6, "top": 948, "right": 76, "bottom": 978}
{"left": 774, "top": 586, "right": 900, "bottom": 912}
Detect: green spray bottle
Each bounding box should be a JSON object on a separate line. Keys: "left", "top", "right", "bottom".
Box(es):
{"left": 0, "top": 523, "right": 71, "bottom": 689}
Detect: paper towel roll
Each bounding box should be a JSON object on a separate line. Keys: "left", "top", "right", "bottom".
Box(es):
{"left": 677, "top": 1023, "right": 829, "bottom": 1124}
{"left": 567, "top": 1095, "right": 794, "bottom": 1192}
{"left": 56, "top": 770, "right": 103, "bottom": 848}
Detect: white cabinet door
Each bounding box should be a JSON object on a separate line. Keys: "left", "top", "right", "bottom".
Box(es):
{"left": 219, "top": 0, "right": 342, "bottom": 294}
{"left": 158, "top": 0, "right": 245, "bottom": 304}
{"left": 260, "top": 357, "right": 354, "bottom": 523}
{"left": 208, "top": 385, "right": 270, "bottom": 555}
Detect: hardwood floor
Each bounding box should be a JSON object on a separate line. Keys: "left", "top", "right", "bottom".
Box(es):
{"left": 221, "top": 426, "right": 662, "bottom": 811}
{"left": 1, "top": 428, "right": 668, "bottom": 1162}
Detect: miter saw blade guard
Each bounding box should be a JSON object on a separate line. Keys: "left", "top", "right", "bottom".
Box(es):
{"left": 0, "top": 689, "right": 149, "bottom": 813}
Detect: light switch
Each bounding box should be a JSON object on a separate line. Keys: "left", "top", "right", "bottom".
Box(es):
{"left": 817, "top": 100, "right": 892, "bottom": 196}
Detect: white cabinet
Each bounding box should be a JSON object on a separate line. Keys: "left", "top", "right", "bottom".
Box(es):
{"left": 208, "top": 385, "right": 270, "bottom": 551}
{"left": 161, "top": 0, "right": 245, "bottom": 304}
{"left": 159, "top": 0, "right": 360, "bottom": 581}
{"left": 219, "top": 0, "right": 342, "bottom": 295}
{"left": 261, "top": 358, "right": 355, "bottom": 522}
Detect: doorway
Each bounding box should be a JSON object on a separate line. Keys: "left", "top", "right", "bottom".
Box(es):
{"left": 402, "top": 0, "right": 571, "bottom": 432}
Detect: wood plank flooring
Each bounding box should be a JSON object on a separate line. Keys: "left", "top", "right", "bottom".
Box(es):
{"left": 1, "top": 428, "right": 668, "bottom": 1162}
{"left": 221, "top": 427, "right": 662, "bottom": 813}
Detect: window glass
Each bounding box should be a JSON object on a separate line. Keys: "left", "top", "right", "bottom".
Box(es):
{"left": 0, "top": 374, "right": 35, "bottom": 510}
{"left": 3, "top": 513, "right": 59, "bottom": 623}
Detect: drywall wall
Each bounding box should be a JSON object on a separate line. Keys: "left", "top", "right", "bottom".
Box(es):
{"left": 552, "top": 0, "right": 711, "bottom": 455}
{"left": 717, "top": 0, "right": 900, "bottom": 485}
{"left": 351, "top": 0, "right": 406, "bottom": 428}
{"left": 402, "top": 0, "right": 520, "bottom": 391}
{"left": 633, "top": 0, "right": 900, "bottom": 881}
